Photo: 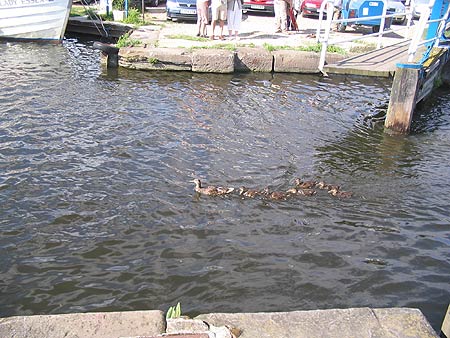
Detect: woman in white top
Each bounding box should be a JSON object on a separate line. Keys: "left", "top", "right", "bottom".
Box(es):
{"left": 227, "top": 0, "right": 242, "bottom": 40}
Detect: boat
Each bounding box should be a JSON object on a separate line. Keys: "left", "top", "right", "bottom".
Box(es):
{"left": 0, "top": 0, "right": 72, "bottom": 41}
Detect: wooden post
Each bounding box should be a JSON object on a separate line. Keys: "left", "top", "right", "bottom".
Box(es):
{"left": 384, "top": 66, "right": 420, "bottom": 133}
{"left": 93, "top": 42, "right": 120, "bottom": 69}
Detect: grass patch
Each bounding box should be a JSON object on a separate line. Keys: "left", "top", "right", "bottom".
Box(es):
{"left": 70, "top": 6, "right": 114, "bottom": 21}
{"left": 70, "top": 6, "right": 87, "bottom": 17}
{"left": 263, "top": 42, "right": 346, "bottom": 54}
{"left": 167, "top": 34, "right": 210, "bottom": 42}
{"left": 116, "top": 32, "right": 142, "bottom": 47}
{"left": 190, "top": 43, "right": 237, "bottom": 51}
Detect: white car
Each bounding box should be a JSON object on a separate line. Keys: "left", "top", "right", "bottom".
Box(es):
{"left": 387, "top": 0, "right": 406, "bottom": 24}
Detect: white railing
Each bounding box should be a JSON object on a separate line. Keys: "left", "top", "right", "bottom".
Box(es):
{"left": 316, "top": 0, "right": 414, "bottom": 73}
{"left": 407, "top": 0, "right": 450, "bottom": 62}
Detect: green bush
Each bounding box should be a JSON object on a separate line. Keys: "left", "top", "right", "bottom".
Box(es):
{"left": 113, "top": 0, "right": 125, "bottom": 10}
{"left": 123, "top": 8, "right": 142, "bottom": 24}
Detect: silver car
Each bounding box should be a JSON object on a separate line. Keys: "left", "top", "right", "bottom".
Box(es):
{"left": 387, "top": 0, "right": 406, "bottom": 24}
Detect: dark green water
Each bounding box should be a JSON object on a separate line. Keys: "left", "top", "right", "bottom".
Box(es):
{"left": 0, "top": 39, "right": 449, "bottom": 331}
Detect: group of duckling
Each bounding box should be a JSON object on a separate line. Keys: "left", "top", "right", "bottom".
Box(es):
{"left": 191, "top": 178, "right": 353, "bottom": 200}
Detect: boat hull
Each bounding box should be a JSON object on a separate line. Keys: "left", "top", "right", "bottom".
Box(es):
{"left": 0, "top": 0, "right": 72, "bottom": 41}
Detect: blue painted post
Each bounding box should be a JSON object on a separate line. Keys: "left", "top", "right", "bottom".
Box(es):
{"left": 125, "top": 0, "right": 128, "bottom": 17}
{"left": 426, "top": 0, "right": 445, "bottom": 42}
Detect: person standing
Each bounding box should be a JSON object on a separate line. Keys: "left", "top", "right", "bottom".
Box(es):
{"left": 211, "top": 0, "right": 227, "bottom": 40}
{"left": 332, "top": 0, "right": 342, "bottom": 31}
{"left": 196, "top": 0, "right": 209, "bottom": 37}
{"left": 274, "top": 0, "right": 291, "bottom": 33}
{"left": 227, "top": 0, "right": 242, "bottom": 40}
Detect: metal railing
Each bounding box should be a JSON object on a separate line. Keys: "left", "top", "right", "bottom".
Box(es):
{"left": 316, "top": 0, "right": 414, "bottom": 72}
{"left": 407, "top": 0, "right": 450, "bottom": 63}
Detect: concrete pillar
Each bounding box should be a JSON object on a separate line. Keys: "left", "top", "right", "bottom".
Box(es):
{"left": 385, "top": 66, "right": 421, "bottom": 134}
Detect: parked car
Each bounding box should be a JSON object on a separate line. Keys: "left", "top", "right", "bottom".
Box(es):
{"left": 337, "top": 0, "right": 393, "bottom": 33}
{"left": 166, "top": 0, "right": 198, "bottom": 21}
{"left": 299, "top": 0, "right": 325, "bottom": 17}
{"left": 243, "top": 0, "right": 275, "bottom": 15}
{"left": 412, "top": 0, "right": 430, "bottom": 19}
{"left": 387, "top": 0, "right": 406, "bottom": 24}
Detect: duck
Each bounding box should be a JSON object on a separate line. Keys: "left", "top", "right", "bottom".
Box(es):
{"left": 294, "top": 178, "right": 317, "bottom": 189}
{"left": 239, "top": 186, "right": 259, "bottom": 198}
{"left": 328, "top": 187, "right": 353, "bottom": 198}
{"left": 191, "top": 179, "right": 234, "bottom": 196}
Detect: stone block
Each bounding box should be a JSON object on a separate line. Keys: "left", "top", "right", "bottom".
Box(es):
{"left": 0, "top": 310, "right": 165, "bottom": 338}
{"left": 235, "top": 47, "right": 273, "bottom": 72}
{"left": 166, "top": 318, "right": 209, "bottom": 333}
{"left": 119, "top": 47, "right": 192, "bottom": 71}
{"left": 373, "top": 308, "right": 439, "bottom": 338}
{"left": 272, "top": 50, "right": 320, "bottom": 74}
{"left": 192, "top": 49, "right": 235, "bottom": 73}
{"left": 196, "top": 308, "right": 439, "bottom": 338}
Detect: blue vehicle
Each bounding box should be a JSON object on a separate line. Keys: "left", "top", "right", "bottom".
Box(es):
{"left": 337, "top": 0, "right": 392, "bottom": 33}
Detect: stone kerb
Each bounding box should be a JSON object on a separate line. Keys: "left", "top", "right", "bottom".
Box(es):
{"left": 191, "top": 49, "right": 235, "bottom": 73}
{"left": 272, "top": 50, "right": 321, "bottom": 73}
{"left": 117, "top": 46, "right": 349, "bottom": 74}
{"left": 0, "top": 310, "right": 165, "bottom": 338}
{"left": 235, "top": 47, "right": 273, "bottom": 72}
{"left": 196, "top": 308, "right": 439, "bottom": 338}
{"left": 119, "top": 47, "right": 193, "bottom": 71}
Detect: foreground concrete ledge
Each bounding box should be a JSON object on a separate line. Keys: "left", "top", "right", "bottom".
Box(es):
{"left": 196, "top": 307, "right": 439, "bottom": 338}
{"left": 0, "top": 310, "right": 165, "bottom": 338}
{"left": 116, "top": 46, "right": 348, "bottom": 74}
{"left": 0, "top": 307, "right": 439, "bottom": 338}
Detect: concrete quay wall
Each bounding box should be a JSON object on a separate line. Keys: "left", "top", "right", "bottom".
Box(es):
{"left": 0, "top": 307, "right": 441, "bottom": 338}
{"left": 117, "top": 46, "right": 348, "bottom": 74}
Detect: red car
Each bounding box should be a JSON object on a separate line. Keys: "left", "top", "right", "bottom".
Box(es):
{"left": 300, "top": 0, "right": 325, "bottom": 17}
{"left": 243, "top": 0, "right": 275, "bottom": 15}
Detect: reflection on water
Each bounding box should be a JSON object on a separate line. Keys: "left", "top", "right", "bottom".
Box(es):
{"left": 0, "top": 39, "right": 449, "bottom": 330}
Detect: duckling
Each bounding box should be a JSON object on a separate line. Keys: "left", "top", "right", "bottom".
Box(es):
{"left": 328, "top": 187, "right": 353, "bottom": 198}
{"left": 269, "top": 191, "right": 288, "bottom": 200}
{"left": 286, "top": 187, "right": 298, "bottom": 195}
{"left": 239, "top": 186, "right": 259, "bottom": 198}
{"left": 191, "top": 179, "right": 234, "bottom": 196}
{"left": 327, "top": 184, "right": 341, "bottom": 191}
{"left": 261, "top": 187, "right": 287, "bottom": 200}
{"left": 298, "top": 188, "right": 317, "bottom": 196}
{"left": 316, "top": 181, "right": 340, "bottom": 191}
{"left": 294, "top": 178, "right": 317, "bottom": 189}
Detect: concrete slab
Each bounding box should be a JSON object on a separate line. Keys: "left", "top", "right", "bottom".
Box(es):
{"left": 195, "top": 308, "right": 439, "bottom": 338}
{"left": 0, "top": 310, "right": 165, "bottom": 338}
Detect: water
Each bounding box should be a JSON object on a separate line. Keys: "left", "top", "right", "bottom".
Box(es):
{"left": 0, "top": 39, "right": 449, "bottom": 331}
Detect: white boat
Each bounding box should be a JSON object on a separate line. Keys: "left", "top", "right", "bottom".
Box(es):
{"left": 0, "top": 0, "right": 72, "bottom": 41}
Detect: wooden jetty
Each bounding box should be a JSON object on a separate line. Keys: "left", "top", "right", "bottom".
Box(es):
{"left": 66, "top": 17, "right": 133, "bottom": 40}
{"left": 324, "top": 40, "right": 411, "bottom": 78}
